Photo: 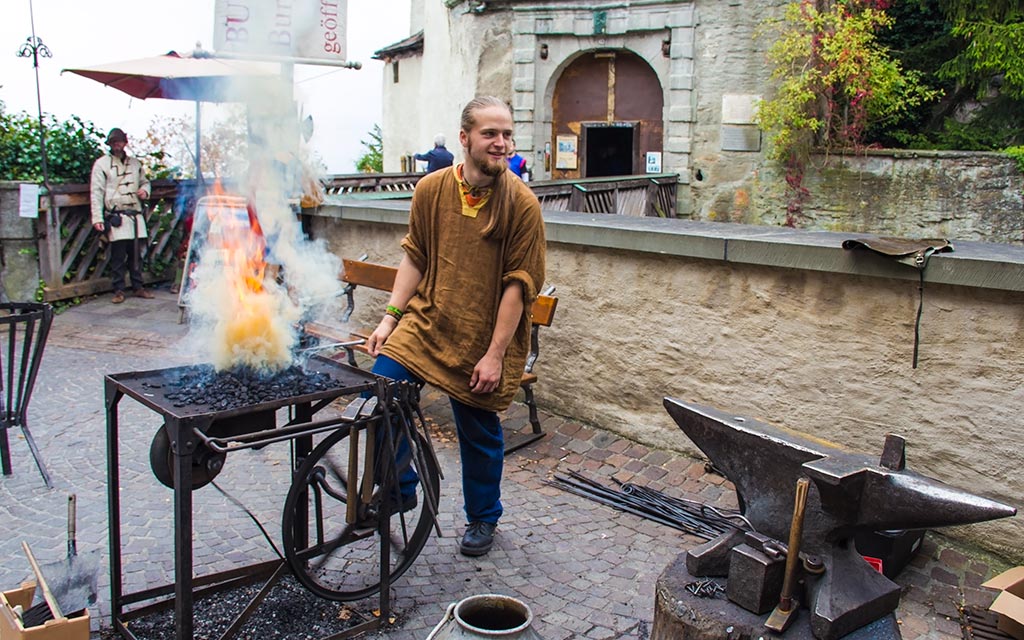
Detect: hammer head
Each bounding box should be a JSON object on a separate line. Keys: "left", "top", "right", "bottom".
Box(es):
{"left": 764, "top": 598, "right": 799, "bottom": 633}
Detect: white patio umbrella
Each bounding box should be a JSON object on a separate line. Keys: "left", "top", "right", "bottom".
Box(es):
{"left": 63, "top": 51, "right": 285, "bottom": 175}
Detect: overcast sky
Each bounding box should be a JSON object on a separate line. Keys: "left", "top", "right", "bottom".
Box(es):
{"left": 1, "top": 0, "right": 411, "bottom": 174}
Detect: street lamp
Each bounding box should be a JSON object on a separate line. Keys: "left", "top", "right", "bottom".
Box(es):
{"left": 16, "top": 0, "right": 56, "bottom": 226}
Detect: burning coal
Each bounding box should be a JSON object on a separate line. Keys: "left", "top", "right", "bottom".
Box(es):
{"left": 143, "top": 364, "right": 338, "bottom": 411}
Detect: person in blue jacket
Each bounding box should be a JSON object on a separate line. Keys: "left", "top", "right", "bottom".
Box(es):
{"left": 506, "top": 138, "right": 528, "bottom": 181}
{"left": 414, "top": 134, "right": 455, "bottom": 173}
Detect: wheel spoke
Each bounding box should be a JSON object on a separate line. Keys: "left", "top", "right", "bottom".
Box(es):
{"left": 282, "top": 426, "right": 440, "bottom": 601}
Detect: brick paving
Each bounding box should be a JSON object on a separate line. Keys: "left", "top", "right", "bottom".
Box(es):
{"left": 0, "top": 290, "right": 1013, "bottom": 639}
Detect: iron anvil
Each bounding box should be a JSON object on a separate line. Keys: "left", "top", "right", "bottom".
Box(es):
{"left": 665, "top": 398, "right": 1017, "bottom": 640}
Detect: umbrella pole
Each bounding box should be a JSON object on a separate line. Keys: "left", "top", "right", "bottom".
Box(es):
{"left": 195, "top": 101, "right": 202, "bottom": 180}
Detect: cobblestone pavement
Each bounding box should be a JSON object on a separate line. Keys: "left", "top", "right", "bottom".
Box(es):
{"left": 0, "top": 290, "right": 1012, "bottom": 639}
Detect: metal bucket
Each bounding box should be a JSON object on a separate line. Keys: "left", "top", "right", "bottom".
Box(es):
{"left": 426, "top": 594, "right": 542, "bottom": 639}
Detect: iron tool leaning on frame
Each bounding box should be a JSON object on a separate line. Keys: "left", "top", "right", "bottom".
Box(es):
{"left": 366, "top": 96, "right": 547, "bottom": 557}
{"left": 90, "top": 128, "right": 155, "bottom": 304}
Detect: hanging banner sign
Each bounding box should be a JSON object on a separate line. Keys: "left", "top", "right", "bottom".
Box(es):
{"left": 213, "top": 0, "right": 348, "bottom": 62}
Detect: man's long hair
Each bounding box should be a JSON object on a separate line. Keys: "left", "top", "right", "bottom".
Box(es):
{"left": 461, "top": 96, "right": 518, "bottom": 241}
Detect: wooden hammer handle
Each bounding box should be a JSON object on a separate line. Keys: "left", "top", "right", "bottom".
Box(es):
{"left": 21, "top": 541, "right": 64, "bottom": 620}
{"left": 778, "top": 477, "right": 811, "bottom": 611}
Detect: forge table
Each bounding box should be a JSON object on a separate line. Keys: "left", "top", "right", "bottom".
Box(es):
{"left": 104, "top": 355, "right": 423, "bottom": 640}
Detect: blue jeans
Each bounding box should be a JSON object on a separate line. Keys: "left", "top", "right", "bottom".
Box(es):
{"left": 372, "top": 355, "right": 504, "bottom": 524}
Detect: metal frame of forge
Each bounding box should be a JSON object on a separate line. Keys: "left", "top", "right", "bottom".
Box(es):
{"left": 0, "top": 302, "right": 55, "bottom": 488}
{"left": 104, "top": 357, "right": 406, "bottom": 640}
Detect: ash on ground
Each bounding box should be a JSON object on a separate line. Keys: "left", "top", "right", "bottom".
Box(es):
{"left": 142, "top": 365, "right": 338, "bottom": 411}
{"left": 103, "top": 574, "right": 375, "bottom": 640}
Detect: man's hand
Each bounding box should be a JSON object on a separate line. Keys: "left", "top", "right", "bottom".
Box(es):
{"left": 469, "top": 352, "right": 503, "bottom": 394}
{"left": 366, "top": 315, "right": 399, "bottom": 356}
{"left": 93, "top": 222, "right": 105, "bottom": 232}
{"left": 136, "top": 189, "right": 148, "bottom": 199}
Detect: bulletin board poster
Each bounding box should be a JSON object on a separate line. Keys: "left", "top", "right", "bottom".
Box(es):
{"left": 646, "top": 151, "right": 663, "bottom": 174}
{"left": 556, "top": 135, "right": 578, "bottom": 170}
{"left": 18, "top": 184, "right": 39, "bottom": 218}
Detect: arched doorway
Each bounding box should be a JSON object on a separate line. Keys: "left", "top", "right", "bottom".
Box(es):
{"left": 551, "top": 49, "right": 664, "bottom": 180}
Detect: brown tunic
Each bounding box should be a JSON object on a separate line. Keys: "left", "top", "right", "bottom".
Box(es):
{"left": 381, "top": 166, "right": 546, "bottom": 411}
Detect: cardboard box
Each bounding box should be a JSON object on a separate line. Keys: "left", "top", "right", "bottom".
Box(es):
{"left": 983, "top": 567, "right": 1024, "bottom": 640}
{"left": 0, "top": 582, "right": 90, "bottom": 640}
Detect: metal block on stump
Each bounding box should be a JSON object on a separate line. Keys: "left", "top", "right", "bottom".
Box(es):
{"left": 726, "top": 543, "right": 785, "bottom": 614}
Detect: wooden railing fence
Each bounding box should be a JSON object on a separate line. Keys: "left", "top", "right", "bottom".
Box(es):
{"left": 322, "top": 173, "right": 420, "bottom": 196}
{"left": 530, "top": 173, "right": 678, "bottom": 217}
{"left": 36, "top": 173, "right": 679, "bottom": 302}
{"left": 323, "top": 172, "right": 680, "bottom": 218}
{"left": 35, "top": 180, "right": 202, "bottom": 302}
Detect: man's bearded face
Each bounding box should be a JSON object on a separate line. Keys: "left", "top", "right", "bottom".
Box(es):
{"left": 461, "top": 105, "right": 513, "bottom": 179}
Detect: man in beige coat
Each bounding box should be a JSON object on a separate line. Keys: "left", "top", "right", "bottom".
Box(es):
{"left": 91, "top": 128, "right": 154, "bottom": 303}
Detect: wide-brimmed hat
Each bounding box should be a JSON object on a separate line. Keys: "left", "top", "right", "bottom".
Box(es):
{"left": 106, "top": 128, "right": 128, "bottom": 144}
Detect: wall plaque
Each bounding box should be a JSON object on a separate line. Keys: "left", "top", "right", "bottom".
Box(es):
{"left": 556, "top": 135, "right": 578, "bottom": 170}
{"left": 721, "top": 125, "right": 761, "bottom": 152}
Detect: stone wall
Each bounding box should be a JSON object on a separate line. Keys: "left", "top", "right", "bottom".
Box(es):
{"left": 313, "top": 205, "right": 1024, "bottom": 562}
{"left": 385, "top": 1, "right": 1024, "bottom": 243}
{"left": 0, "top": 182, "right": 42, "bottom": 302}
{"left": 696, "top": 151, "right": 1024, "bottom": 244}
{"left": 687, "top": 0, "right": 785, "bottom": 215}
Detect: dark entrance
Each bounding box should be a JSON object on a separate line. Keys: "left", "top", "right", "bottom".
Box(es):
{"left": 584, "top": 124, "right": 636, "bottom": 177}
{"left": 550, "top": 49, "right": 664, "bottom": 180}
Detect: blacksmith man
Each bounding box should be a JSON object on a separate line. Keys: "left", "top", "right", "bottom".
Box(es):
{"left": 366, "top": 96, "right": 546, "bottom": 556}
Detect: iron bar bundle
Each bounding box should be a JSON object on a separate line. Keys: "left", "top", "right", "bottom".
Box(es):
{"left": 547, "top": 470, "right": 751, "bottom": 541}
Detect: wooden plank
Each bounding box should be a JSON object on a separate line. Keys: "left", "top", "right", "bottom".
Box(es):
{"left": 36, "top": 211, "right": 65, "bottom": 289}
{"left": 341, "top": 259, "right": 398, "bottom": 291}
{"left": 42, "top": 273, "right": 163, "bottom": 301}
{"left": 303, "top": 321, "right": 357, "bottom": 343}
{"left": 71, "top": 238, "right": 105, "bottom": 284}
{"left": 568, "top": 186, "right": 586, "bottom": 212}
{"left": 60, "top": 219, "right": 93, "bottom": 278}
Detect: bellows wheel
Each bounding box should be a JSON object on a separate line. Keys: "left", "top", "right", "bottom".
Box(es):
{"left": 149, "top": 423, "right": 226, "bottom": 490}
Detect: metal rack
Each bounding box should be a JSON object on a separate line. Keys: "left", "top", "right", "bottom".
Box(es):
{"left": 104, "top": 356, "right": 402, "bottom": 640}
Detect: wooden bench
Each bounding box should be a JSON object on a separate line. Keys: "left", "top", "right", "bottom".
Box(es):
{"left": 303, "top": 257, "right": 558, "bottom": 455}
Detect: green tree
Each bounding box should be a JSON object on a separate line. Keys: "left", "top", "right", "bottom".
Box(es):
{"left": 872, "top": 0, "right": 1024, "bottom": 150}
{"left": 938, "top": 0, "right": 1024, "bottom": 98}
{"left": 758, "top": 0, "right": 937, "bottom": 161}
{"left": 756, "top": 0, "right": 937, "bottom": 224}
{"left": 133, "top": 106, "right": 250, "bottom": 180}
{"left": 356, "top": 124, "right": 383, "bottom": 173}
{"left": 0, "top": 100, "right": 104, "bottom": 183}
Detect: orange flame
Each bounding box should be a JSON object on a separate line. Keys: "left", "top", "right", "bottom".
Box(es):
{"left": 205, "top": 182, "right": 267, "bottom": 299}
{"left": 200, "top": 183, "right": 292, "bottom": 371}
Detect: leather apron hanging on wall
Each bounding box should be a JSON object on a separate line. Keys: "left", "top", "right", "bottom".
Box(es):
{"left": 842, "top": 236, "right": 954, "bottom": 369}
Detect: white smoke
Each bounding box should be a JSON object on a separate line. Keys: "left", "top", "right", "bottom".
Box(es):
{"left": 183, "top": 70, "right": 343, "bottom": 372}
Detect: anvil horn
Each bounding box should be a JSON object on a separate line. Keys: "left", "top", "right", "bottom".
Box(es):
{"left": 802, "top": 455, "right": 1017, "bottom": 534}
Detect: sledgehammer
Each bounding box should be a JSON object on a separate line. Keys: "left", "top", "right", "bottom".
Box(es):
{"left": 764, "top": 476, "right": 810, "bottom": 633}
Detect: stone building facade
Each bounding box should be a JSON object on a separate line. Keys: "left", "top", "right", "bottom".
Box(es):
{"left": 371, "top": 1, "right": 1024, "bottom": 243}
{"left": 374, "top": 0, "right": 787, "bottom": 218}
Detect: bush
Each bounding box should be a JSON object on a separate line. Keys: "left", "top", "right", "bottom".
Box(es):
{"left": 0, "top": 100, "right": 105, "bottom": 183}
